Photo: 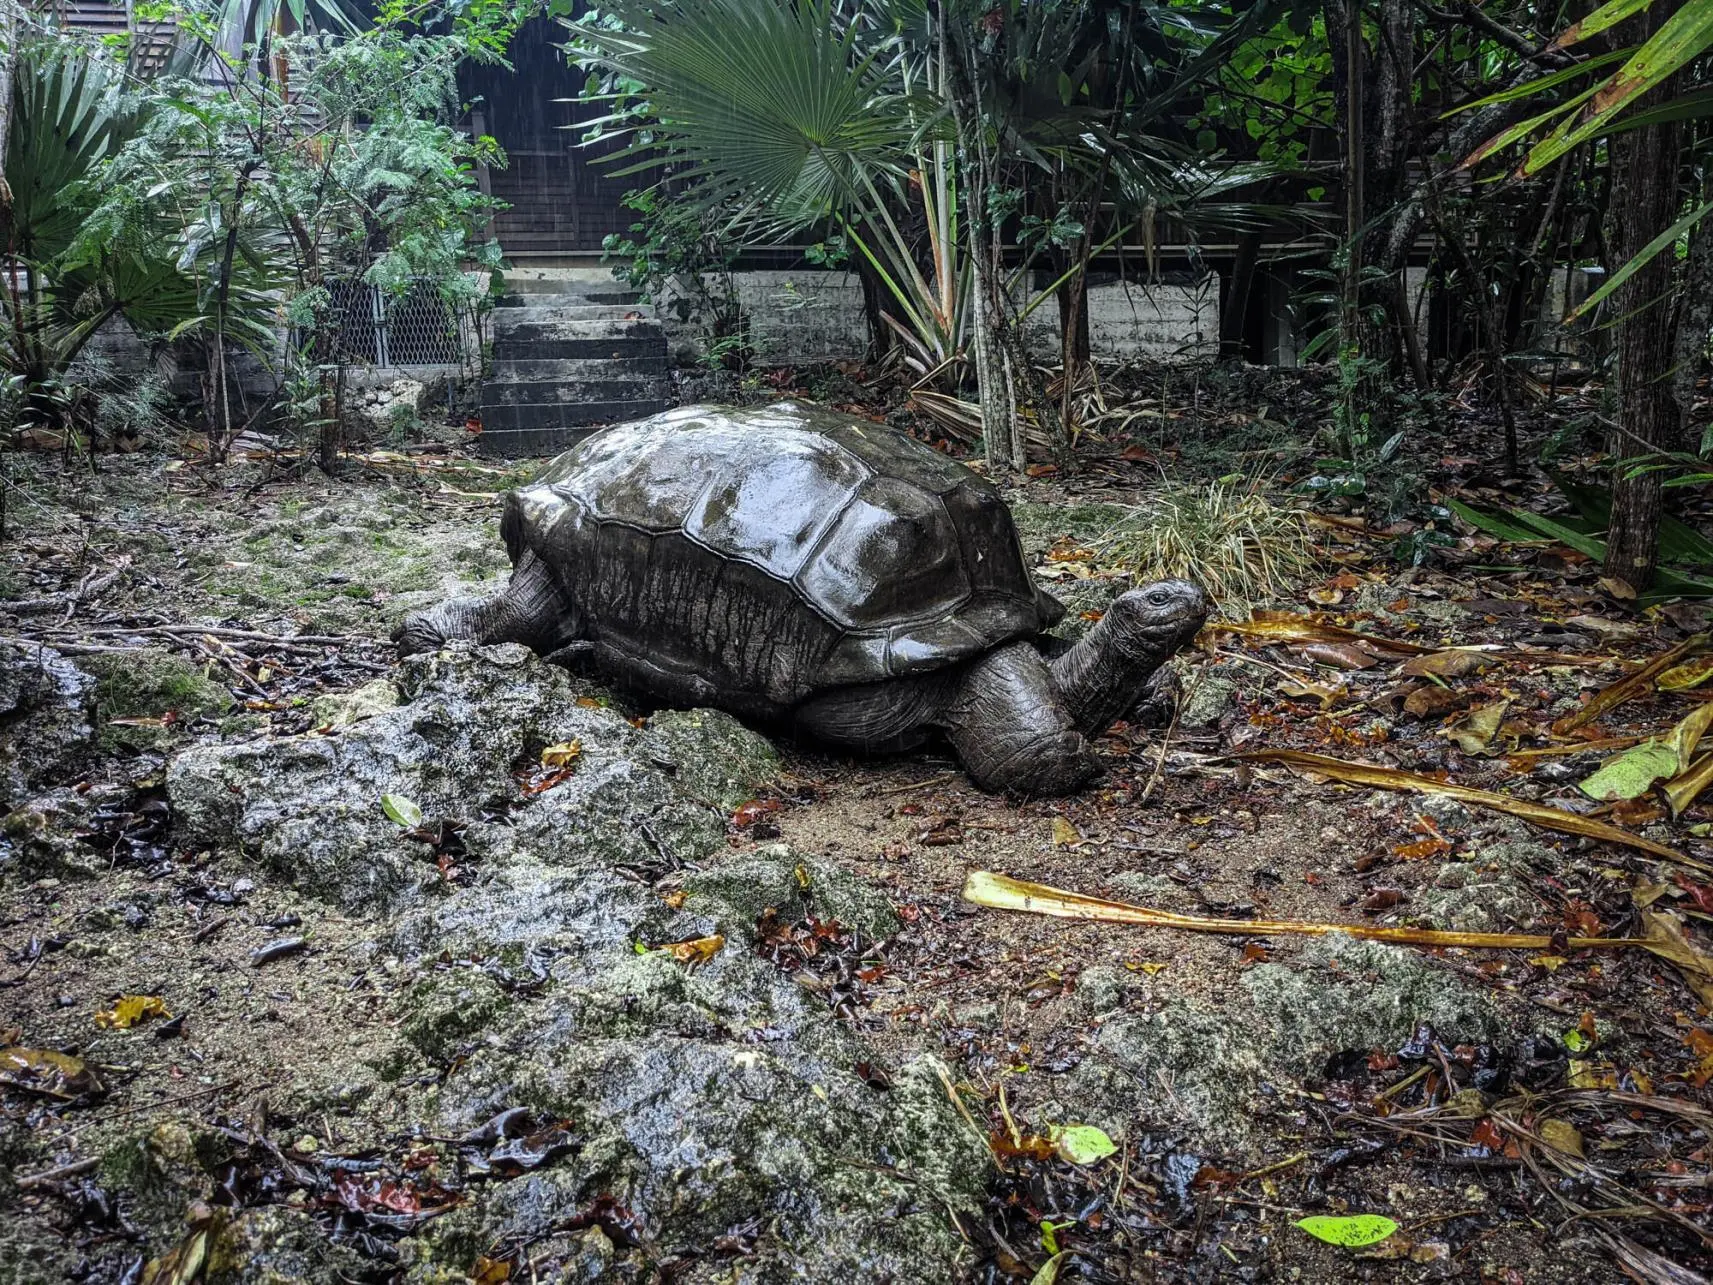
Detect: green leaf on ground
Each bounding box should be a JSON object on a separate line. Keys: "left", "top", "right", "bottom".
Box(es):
{"left": 1581, "top": 705, "right": 1713, "bottom": 801}
{"left": 381, "top": 793, "right": 423, "bottom": 828}
{"left": 1296, "top": 1214, "right": 1400, "bottom": 1247}
{"left": 1050, "top": 1125, "right": 1118, "bottom": 1165}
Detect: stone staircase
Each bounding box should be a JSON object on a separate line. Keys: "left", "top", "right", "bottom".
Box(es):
{"left": 477, "top": 268, "right": 670, "bottom": 457}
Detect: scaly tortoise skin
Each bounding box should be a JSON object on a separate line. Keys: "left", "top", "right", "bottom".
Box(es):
{"left": 399, "top": 401, "right": 1208, "bottom": 795}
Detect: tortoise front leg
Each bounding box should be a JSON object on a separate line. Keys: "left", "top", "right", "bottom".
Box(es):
{"left": 395, "top": 550, "right": 581, "bottom": 658}
{"left": 937, "top": 642, "right": 1098, "bottom": 796}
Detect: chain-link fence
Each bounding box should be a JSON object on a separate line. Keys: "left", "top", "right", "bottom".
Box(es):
{"left": 324, "top": 277, "right": 483, "bottom": 370}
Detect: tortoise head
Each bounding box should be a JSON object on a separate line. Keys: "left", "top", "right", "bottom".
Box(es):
{"left": 1103, "top": 579, "right": 1210, "bottom": 662}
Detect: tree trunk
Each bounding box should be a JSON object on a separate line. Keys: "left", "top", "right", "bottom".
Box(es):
{"left": 1220, "top": 232, "right": 1260, "bottom": 362}
{"left": 1671, "top": 166, "right": 1713, "bottom": 450}
{"left": 1602, "top": 11, "right": 1684, "bottom": 592}
{"left": 0, "top": 0, "right": 15, "bottom": 217}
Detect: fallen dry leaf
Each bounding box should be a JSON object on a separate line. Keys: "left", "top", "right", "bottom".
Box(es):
{"left": 1051, "top": 816, "right": 1084, "bottom": 848}
{"left": 1640, "top": 910, "right": 1713, "bottom": 1008}
{"left": 1446, "top": 700, "right": 1510, "bottom": 753}
{"left": 663, "top": 935, "right": 725, "bottom": 966}
{"left": 1298, "top": 642, "right": 1378, "bottom": 671}
{"left": 1659, "top": 656, "right": 1713, "bottom": 692}
{"left": 1536, "top": 1118, "right": 1585, "bottom": 1158}
{"left": 1404, "top": 686, "right": 1465, "bottom": 720}
{"left": 1400, "top": 649, "right": 1499, "bottom": 679}
{"left": 94, "top": 995, "right": 170, "bottom": 1030}
{"left": 0, "top": 1047, "right": 105, "bottom": 1099}
{"left": 1208, "top": 614, "right": 1432, "bottom": 655}
{"left": 1665, "top": 752, "right": 1713, "bottom": 819}
{"left": 1279, "top": 678, "right": 1345, "bottom": 710}
{"left": 964, "top": 873, "right": 1713, "bottom": 1006}
{"left": 1556, "top": 632, "right": 1710, "bottom": 735}
{"left": 540, "top": 740, "right": 583, "bottom": 767}
{"left": 1237, "top": 749, "right": 1698, "bottom": 869}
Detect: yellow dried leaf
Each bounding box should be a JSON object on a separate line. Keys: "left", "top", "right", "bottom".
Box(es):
{"left": 1666, "top": 752, "right": 1713, "bottom": 819}
{"left": 1050, "top": 817, "right": 1082, "bottom": 848}
{"left": 94, "top": 995, "right": 170, "bottom": 1029}
{"left": 1537, "top": 1118, "right": 1584, "bottom": 1158}
{"left": 1529, "top": 954, "right": 1568, "bottom": 972}
{"left": 1447, "top": 700, "right": 1510, "bottom": 754}
{"left": 0, "top": 1046, "right": 104, "bottom": 1099}
{"left": 1238, "top": 749, "right": 1694, "bottom": 867}
{"left": 665, "top": 935, "right": 725, "bottom": 966}
{"left": 540, "top": 740, "right": 582, "bottom": 767}
{"left": 1659, "top": 656, "right": 1713, "bottom": 691}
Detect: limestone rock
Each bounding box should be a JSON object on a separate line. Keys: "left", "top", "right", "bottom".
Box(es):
{"left": 163, "top": 642, "right": 983, "bottom": 1278}
{"left": 0, "top": 641, "right": 95, "bottom": 805}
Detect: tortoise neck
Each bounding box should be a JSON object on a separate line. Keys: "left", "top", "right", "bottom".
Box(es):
{"left": 1048, "top": 616, "right": 1163, "bottom": 738}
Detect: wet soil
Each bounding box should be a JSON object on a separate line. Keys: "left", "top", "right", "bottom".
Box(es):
{"left": 2, "top": 395, "right": 1711, "bottom": 1283}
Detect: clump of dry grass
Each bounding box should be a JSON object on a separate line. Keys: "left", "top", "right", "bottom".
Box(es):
{"left": 1093, "top": 479, "right": 1318, "bottom": 613}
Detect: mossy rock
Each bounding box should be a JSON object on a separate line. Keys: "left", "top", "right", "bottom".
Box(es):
{"left": 79, "top": 648, "right": 232, "bottom": 751}
{"left": 1243, "top": 936, "right": 1509, "bottom": 1076}
{"left": 681, "top": 842, "right": 900, "bottom": 943}
{"left": 398, "top": 968, "right": 512, "bottom": 1062}
{"left": 642, "top": 707, "right": 781, "bottom": 811}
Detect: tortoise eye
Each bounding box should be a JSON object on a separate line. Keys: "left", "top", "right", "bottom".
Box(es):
{"left": 1147, "top": 591, "right": 1168, "bottom": 606}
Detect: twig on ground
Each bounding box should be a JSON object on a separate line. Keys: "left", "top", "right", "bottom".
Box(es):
{"left": 55, "top": 1079, "right": 241, "bottom": 1137}
{"left": 1141, "top": 668, "right": 1198, "bottom": 806}
{"left": 4, "top": 558, "right": 130, "bottom": 618}
{"left": 15, "top": 1157, "right": 100, "bottom": 1189}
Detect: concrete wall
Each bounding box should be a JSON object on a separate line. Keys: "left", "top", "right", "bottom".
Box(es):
{"left": 662, "top": 268, "right": 1221, "bottom": 366}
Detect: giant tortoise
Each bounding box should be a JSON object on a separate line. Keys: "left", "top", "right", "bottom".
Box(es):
{"left": 399, "top": 402, "right": 1208, "bottom": 795}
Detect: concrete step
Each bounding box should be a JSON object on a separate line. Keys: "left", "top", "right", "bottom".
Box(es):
{"left": 494, "top": 291, "right": 644, "bottom": 310}
{"left": 477, "top": 280, "right": 669, "bottom": 458}
{"left": 478, "top": 398, "right": 669, "bottom": 434}
{"left": 499, "top": 267, "right": 638, "bottom": 296}
{"left": 482, "top": 374, "right": 665, "bottom": 406}
{"left": 486, "top": 353, "right": 667, "bottom": 377}
{"left": 491, "top": 337, "right": 669, "bottom": 362}
{"left": 487, "top": 356, "right": 668, "bottom": 383}
{"left": 475, "top": 424, "right": 603, "bottom": 458}
{"left": 490, "top": 305, "right": 650, "bottom": 328}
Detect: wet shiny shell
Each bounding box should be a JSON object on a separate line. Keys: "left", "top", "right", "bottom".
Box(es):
{"left": 502, "top": 401, "right": 1061, "bottom": 708}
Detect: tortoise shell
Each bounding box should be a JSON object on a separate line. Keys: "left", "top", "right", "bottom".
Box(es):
{"left": 502, "top": 401, "right": 1063, "bottom": 713}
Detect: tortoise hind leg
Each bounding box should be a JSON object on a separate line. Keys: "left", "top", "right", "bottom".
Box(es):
{"left": 937, "top": 642, "right": 1097, "bottom": 796}
{"left": 395, "top": 550, "right": 581, "bottom": 658}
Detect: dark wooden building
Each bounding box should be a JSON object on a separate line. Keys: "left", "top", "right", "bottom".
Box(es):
{"left": 458, "top": 16, "right": 638, "bottom": 260}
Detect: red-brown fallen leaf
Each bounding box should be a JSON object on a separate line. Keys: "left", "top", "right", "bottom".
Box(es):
{"left": 732, "top": 798, "right": 782, "bottom": 827}
{"left": 1674, "top": 875, "right": 1713, "bottom": 915}
{"left": 1403, "top": 686, "right": 1465, "bottom": 720}
{"left": 1361, "top": 888, "right": 1407, "bottom": 914}
{"left": 1470, "top": 1118, "right": 1505, "bottom": 1151}
{"left": 1239, "top": 942, "right": 1270, "bottom": 964}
